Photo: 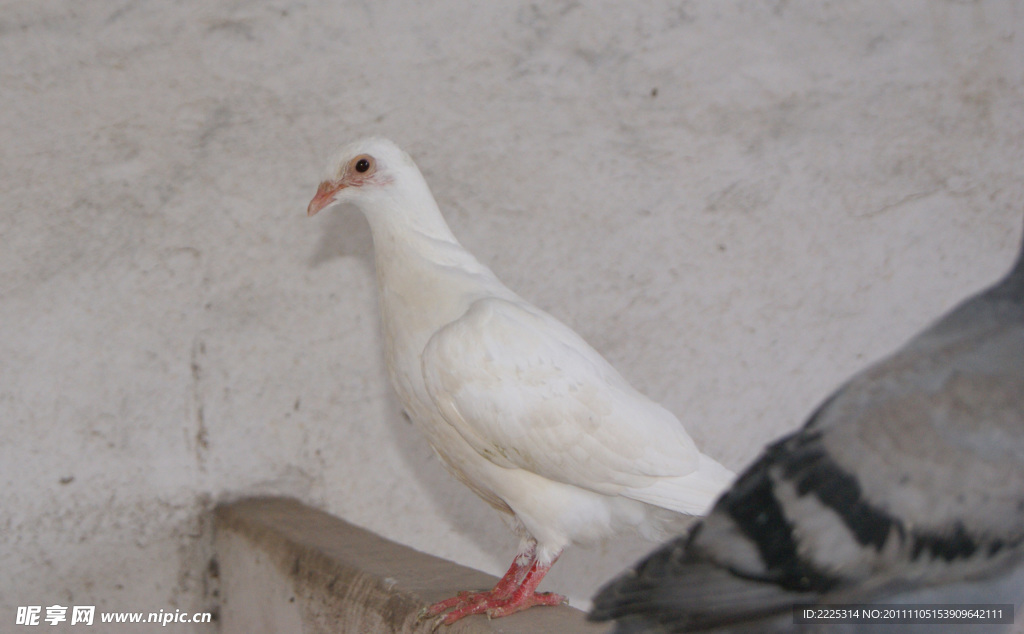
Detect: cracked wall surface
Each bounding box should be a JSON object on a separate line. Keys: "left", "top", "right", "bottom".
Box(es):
{"left": 2, "top": 1, "right": 1023, "bottom": 629}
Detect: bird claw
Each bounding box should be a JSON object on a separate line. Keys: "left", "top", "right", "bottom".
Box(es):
{"left": 421, "top": 612, "right": 450, "bottom": 633}
{"left": 420, "top": 550, "right": 564, "bottom": 625}
{"left": 483, "top": 591, "right": 567, "bottom": 619}
{"left": 419, "top": 590, "right": 490, "bottom": 622}
{"left": 424, "top": 592, "right": 493, "bottom": 626}
{"left": 423, "top": 590, "right": 568, "bottom": 626}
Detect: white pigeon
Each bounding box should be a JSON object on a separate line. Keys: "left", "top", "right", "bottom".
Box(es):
{"left": 307, "top": 138, "right": 734, "bottom": 624}
{"left": 590, "top": 231, "right": 1024, "bottom": 633}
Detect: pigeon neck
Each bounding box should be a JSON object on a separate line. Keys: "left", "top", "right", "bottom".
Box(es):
{"left": 359, "top": 174, "right": 460, "bottom": 245}
{"left": 360, "top": 185, "right": 509, "bottom": 361}
{"left": 359, "top": 182, "right": 500, "bottom": 292}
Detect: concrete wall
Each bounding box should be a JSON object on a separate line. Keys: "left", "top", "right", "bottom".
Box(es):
{"left": 3, "top": 0, "right": 1022, "bottom": 628}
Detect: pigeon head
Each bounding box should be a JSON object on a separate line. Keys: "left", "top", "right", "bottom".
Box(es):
{"left": 307, "top": 137, "right": 416, "bottom": 217}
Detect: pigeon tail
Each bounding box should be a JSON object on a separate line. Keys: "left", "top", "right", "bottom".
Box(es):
{"left": 623, "top": 453, "right": 734, "bottom": 517}
{"left": 590, "top": 543, "right": 811, "bottom": 632}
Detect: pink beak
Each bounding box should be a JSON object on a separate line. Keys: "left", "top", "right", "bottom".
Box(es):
{"left": 307, "top": 180, "right": 346, "bottom": 217}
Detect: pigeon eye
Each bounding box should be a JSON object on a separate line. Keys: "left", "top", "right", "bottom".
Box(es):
{"left": 354, "top": 156, "right": 372, "bottom": 173}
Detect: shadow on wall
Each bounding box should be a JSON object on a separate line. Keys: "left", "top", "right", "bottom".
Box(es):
{"left": 308, "top": 202, "right": 376, "bottom": 267}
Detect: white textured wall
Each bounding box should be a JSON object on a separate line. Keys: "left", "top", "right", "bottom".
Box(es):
{"left": 3, "top": 0, "right": 1023, "bottom": 626}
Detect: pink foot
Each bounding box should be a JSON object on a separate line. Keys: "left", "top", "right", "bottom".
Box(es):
{"left": 429, "top": 589, "right": 566, "bottom": 625}
{"left": 482, "top": 590, "right": 567, "bottom": 619}
{"left": 422, "top": 589, "right": 505, "bottom": 619}
{"left": 422, "top": 551, "right": 528, "bottom": 620}
{"left": 423, "top": 552, "right": 564, "bottom": 626}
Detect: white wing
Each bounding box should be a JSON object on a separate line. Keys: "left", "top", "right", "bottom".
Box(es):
{"left": 422, "top": 297, "right": 730, "bottom": 514}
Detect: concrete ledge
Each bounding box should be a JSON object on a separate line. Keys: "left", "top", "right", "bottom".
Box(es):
{"left": 214, "top": 497, "right": 609, "bottom": 633}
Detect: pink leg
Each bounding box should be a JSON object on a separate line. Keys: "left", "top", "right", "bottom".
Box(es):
{"left": 426, "top": 552, "right": 566, "bottom": 626}
{"left": 474, "top": 557, "right": 565, "bottom": 620}
{"left": 422, "top": 547, "right": 533, "bottom": 617}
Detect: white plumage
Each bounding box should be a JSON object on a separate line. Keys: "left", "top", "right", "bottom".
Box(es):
{"left": 307, "top": 137, "right": 733, "bottom": 623}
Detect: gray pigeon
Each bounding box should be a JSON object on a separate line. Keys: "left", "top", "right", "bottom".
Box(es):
{"left": 590, "top": 231, "right": 1024, "bottom": 633}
